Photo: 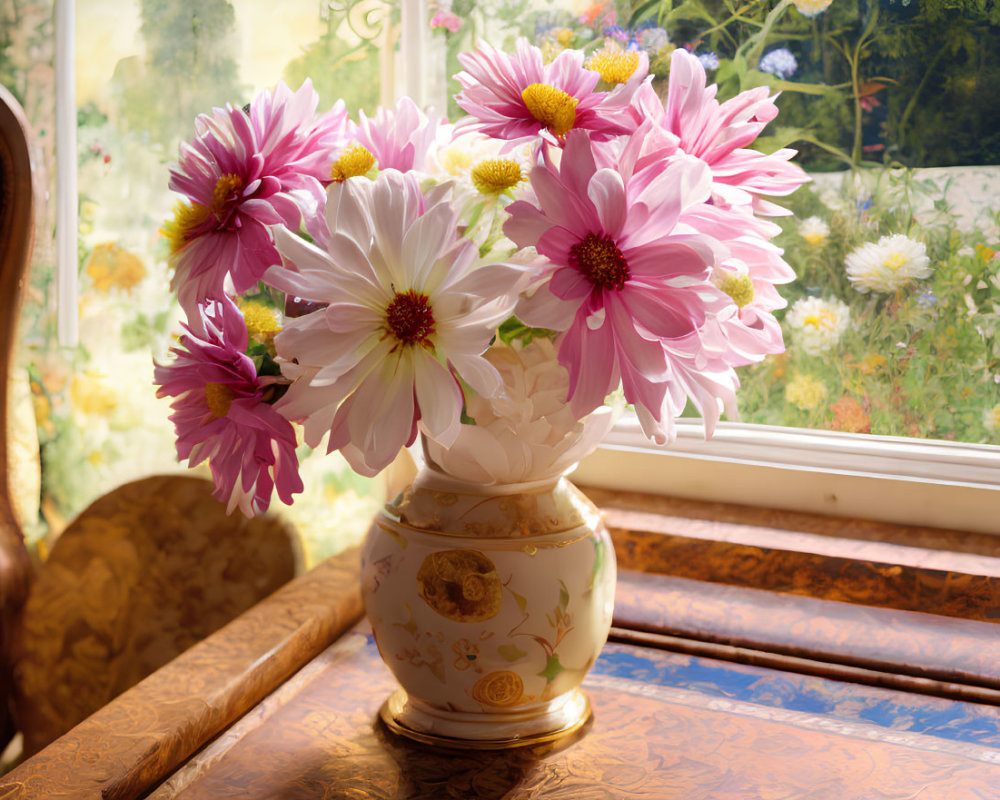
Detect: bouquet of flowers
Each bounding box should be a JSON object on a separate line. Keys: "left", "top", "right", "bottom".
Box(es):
{"left": 154, "top": 39, "right": 808, "bottom": 517}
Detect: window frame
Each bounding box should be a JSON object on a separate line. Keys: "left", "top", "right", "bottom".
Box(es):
{"left": 572, "top": 415, "right": 1000, "bottom": 535}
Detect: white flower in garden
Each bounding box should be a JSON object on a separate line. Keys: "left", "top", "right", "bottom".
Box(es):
{"left": 792, "top": 0, "right": 834, "bottom": 16}
{"left": 799, "top": 216, "right": 830, "bottom": 246}
{"left": 846, "top": 234, "right": 932, "bottom": 294}
{"left": 785, "top": 296, "right": 850, "bottom": 355}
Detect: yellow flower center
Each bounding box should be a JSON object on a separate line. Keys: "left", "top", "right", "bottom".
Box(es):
{"left": 802, "top": 232, "right": 826, "bottom": 246}
{"left": 570, "top": 232, "right": 630, "bottom": 290}
{"left": 884, "top": 252, "right": 906, "bottom": 271}
{"left": 586, "top": 44, "right": 641, "bottom": 86}
{"left": 471, "top": 158, "right": 523, "bottom": 194}
{"left": 719, "top": 274, "right": 755, "bottom": 308}
{"left": 553, "top": 27, "right": 574, "bottom": 46}
{"left": 521, "top": 83, "right": 579, "bottom": 137}
{"left": 385, "top": 289, "right": 435, "bottom": 347}
{"left": 212, "top": 173, "right": 243, "bottom": 216}
{"left": 238, "top": 299, "right": 282, "bottom": 338}
{"left": 802, "top": 311, "right": 835, "bottom": 330}
{"left": 161, "top": 201, "right": 211, "bottom": 255}
{"left": 204, "top": 382, "right": 236, "bottom": 418}
{"left": 331, "top": 145, "right": 376, "bottom": 182}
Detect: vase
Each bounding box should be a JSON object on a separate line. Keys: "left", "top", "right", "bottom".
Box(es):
{"left": 360, "top": 460, "right": 616, "bottom": 749}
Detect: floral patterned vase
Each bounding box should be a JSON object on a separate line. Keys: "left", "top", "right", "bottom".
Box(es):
{"left": 361, "top": 462, "right": 616, "bottom": 748}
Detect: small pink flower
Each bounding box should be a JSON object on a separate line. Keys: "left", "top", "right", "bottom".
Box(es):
{"left": 430, "top": 10, "right": 462, "bottom": 33}
{"left": 154, "top": 297, "right": 303, "bottom": 516}
{"left": 453, "top": 38, "right": 644, "bottom": 146}
{"left": 354, "top": 96, "right": 440, "bottom": 173}
{"left": 167, "top": 81, "right": 350, "bottom": 328}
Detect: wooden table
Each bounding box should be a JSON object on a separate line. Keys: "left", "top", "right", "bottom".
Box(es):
{"left": 5, "top": 493, "right": 1000, "bottom": 798}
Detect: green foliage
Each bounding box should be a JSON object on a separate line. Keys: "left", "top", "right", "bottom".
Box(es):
{"left": 112, "top": 0, "right": 243, "bottom": 148}
{"left": 281, "top": 5, "right": 387, "bottom": 116}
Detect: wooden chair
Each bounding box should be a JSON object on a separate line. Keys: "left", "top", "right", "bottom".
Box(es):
{"left": 0, "top": 83, "right": 36, "bottom": 755}
{"left": 0, "top": 86, "right": 305, "bottom": 762}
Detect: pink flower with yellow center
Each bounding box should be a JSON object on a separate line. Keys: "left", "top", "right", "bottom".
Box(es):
{"left": 265, "top": 170, "right": 528, "bottom": 476}
{"left": 504, "top": 129, "right": 739, "bottom": 443}
{"left": 153, "top": 297, "right": 303, "bottom": 517}
{"left": 453, "top": 38, "right": 645, "bottom": 146}
{"left": 166, "top": 81, "right": 350, "bottom": 328}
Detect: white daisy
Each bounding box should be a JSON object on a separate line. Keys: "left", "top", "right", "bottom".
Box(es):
{"left": 799, "top": 216, "right": 830, "bottom": 246}
{"left": 845, "top": 234, "right": 932, "bottom": 294}
{"left": 266, "top": 169, "right": 527, "bottom": 476}
{"left": 785, "top": 296, "right": 850, "bottom": 355}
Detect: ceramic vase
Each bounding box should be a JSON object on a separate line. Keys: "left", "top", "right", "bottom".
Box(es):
{"left": 360, "top": 462, "right": 616, "bottom": 749}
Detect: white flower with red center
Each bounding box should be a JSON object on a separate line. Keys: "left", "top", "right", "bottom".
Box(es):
{"left": 265, "top": 169, "right": 528, "bottom": 476}
{"left": 453, "top": 37, "right": 646, "bottom": 147}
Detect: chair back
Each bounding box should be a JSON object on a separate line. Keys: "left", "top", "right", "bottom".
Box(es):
{"left": 0, "top": 83, "right": 35, "bottom": 751}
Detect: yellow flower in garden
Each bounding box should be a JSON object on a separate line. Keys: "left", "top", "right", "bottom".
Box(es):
{"left": 85, "top": 242, "right": 147, "bottom": 293}
{"left": 785, "top": 374, "right": 828, "bottom": 411}
{"left": 854, "top": 353, "right": 887, "bottom": 375}
{"left": 70, "top": 373, "right": 118, "bottom": 417}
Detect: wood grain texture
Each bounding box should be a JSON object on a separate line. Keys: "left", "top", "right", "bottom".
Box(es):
{"left": 613, "top": 569, "right": 1000, "bottom": 694}
{"left": 148, "top": 625, "right": 1000, "bottom": 800}
{"left": 587, "top": 488, "right": 1000, "bottom": 622}
{"left": 0, "top": 547, "right": 364, "bottom": 800}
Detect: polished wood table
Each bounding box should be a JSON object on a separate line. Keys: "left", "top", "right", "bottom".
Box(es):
{"left": 5, "top": 492, "right": 1000, "bottom": 798}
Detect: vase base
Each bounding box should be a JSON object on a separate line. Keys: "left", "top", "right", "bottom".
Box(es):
{"left": 378, "top": 687, "right": 591, "bottom": 750}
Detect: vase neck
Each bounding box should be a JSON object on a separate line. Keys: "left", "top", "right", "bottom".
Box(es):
{"left": 413, "top": 464, "right": 564, "bottom": 498}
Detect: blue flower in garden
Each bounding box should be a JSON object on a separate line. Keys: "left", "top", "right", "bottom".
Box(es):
{"left": 603, "top": 25, "right": 630, "bottom": 46}
{"left": 917, "top": 290, "right": 940, "bottom": 309}
{"left": 697, "top": 52, "right": 720, "bottom": 70}
{"left": 759, "top": 48, "right": 798, "bottom": 79}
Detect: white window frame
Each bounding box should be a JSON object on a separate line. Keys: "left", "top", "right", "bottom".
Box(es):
{"left": 57, "top": 2, "right": 1000, "bottom": 536}
{"left": 573, "top": 416, "right": 1000, "bottom": 535}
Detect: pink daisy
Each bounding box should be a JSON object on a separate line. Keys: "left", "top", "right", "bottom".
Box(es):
{"left": 354, "top": 96, "right": 440, "bottom": 173}
{"left": 166, "top": 81, "right": 350, "bottom": 327}
{"left": 504, "top": 129, "right": 735, "bottom": 442}
{"left": 154, "top": 297, "right": 303, "bottom": 517}
{"left": 265, "top": 170, "right": 527, "bottom": 477}
{"left": 453, "top": 38, "right": 643, "bottom": 146}
{"left": 642, "top": 48, "right": 809, "bottom": 213}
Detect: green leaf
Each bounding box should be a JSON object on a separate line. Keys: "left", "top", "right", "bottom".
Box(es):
{"left": 538, "top": 654, "right": 564, "bottom": 682}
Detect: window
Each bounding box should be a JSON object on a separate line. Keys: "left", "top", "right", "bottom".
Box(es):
{"left": 7, "top": 0, "right": 1000, "bottom": 559}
